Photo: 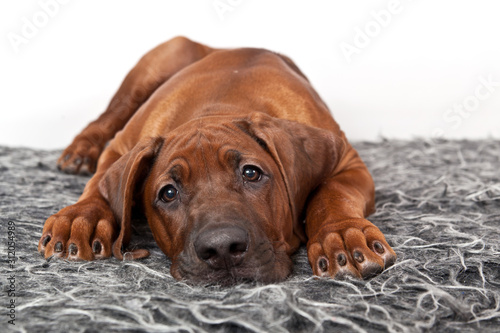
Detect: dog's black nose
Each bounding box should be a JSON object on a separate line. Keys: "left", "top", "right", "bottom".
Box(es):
{"left": 194, "top": 226, "right": 249, "bottom": 269}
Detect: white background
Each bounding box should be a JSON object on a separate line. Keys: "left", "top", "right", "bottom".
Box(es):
{"left": 1, "top": 0, "right": 499, "bottom": 149}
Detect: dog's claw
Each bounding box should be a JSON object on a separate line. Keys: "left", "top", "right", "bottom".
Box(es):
{"left": 353, "top": 251, "right": 364, "bottom": 263}
{"left": 92, "top": 241, "right": 102, "bottom": 254}
{"left": 54, "top": 242, "right": 63, "bottom": 253}
{"left": 68, "top": 243, "right": 78, "bottom": 256}
{"left": 373, "top": 241, "right": 385, "bottom": 254}
{"left": 41, "top": 235, "right": 51, "bottom": 247}
{"left": 318, "top": 257, "right": 328, "bottom": 272}
{"left": 337, "top": 253, "right": 347, "bottom": 266}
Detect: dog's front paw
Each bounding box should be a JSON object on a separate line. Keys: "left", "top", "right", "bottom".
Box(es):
{"left": 57, "top": 134, "right": 104, "bottom": 175}
{"left": 307, "top": 218, "right": 396, "bottom": 279}
{"left": 38, "top": 198, "right": 117, "bottom": 260}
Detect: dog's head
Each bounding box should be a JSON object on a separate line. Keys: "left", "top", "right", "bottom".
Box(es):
{"left": 99, "top": 112, "right": 340, "bottom": 285}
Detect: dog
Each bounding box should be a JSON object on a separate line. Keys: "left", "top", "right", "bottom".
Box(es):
{"left": 38, "top": 36, "right": 396, "bottom": 285}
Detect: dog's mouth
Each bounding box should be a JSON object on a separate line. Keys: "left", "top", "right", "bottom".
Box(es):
{"left": 170, "top": 239, "right": 292, "bottom": 286}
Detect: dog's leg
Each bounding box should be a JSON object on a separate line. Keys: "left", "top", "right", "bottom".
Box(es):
{"left": 39, "top": 148, "right": 122, "bottom": 260}
{"left": 58, "top": 36, "right": 215, "bottom": 174}
{"left": 39, "top": 136, "right": 163, "bottom": 261}
{"left": 305, "top": 145, "right": 397, "bottom": 279}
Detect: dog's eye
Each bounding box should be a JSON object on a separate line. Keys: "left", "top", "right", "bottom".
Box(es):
{"left": 242, "top": 165, "right": 262, "bottom": 182}
{"left": 160, "top": 185, "right": 178, "bottom": 202}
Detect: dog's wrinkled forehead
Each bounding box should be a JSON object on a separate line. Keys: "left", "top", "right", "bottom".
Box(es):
{"left": 153, "top": 119, "right": 270, "bottom": 183}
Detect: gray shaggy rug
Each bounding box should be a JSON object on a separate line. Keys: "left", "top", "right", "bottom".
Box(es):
{"left": 1, "top": 140, "right": 499, "bottom": 333}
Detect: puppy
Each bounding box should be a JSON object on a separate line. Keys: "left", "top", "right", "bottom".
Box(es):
{"left": 39, "top": 37, "right": 396, "bottom": 284}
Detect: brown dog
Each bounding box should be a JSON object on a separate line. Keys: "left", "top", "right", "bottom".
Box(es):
{"left": 38, "top": 36, "right": 396, "bottom": 284}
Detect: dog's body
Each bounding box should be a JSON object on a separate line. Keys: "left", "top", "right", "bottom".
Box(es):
{"left": 39, "top": 37, "right": 396, "bottom": 284}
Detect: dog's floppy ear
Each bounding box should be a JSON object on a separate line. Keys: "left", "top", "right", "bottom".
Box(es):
{"left": 236, "top": 112, "right": 342, "bottom": 223}
{"left": 99, "top": 137, "right": 164, "bottom": 260}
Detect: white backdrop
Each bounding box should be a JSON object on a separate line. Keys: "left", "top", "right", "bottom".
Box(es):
{"left": 1, "top": 0, "right": 499, "bottom": 149}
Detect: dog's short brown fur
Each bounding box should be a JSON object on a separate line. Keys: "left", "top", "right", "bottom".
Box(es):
{"left": 39, "top": 37, "right": 396, "bottom": 284}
